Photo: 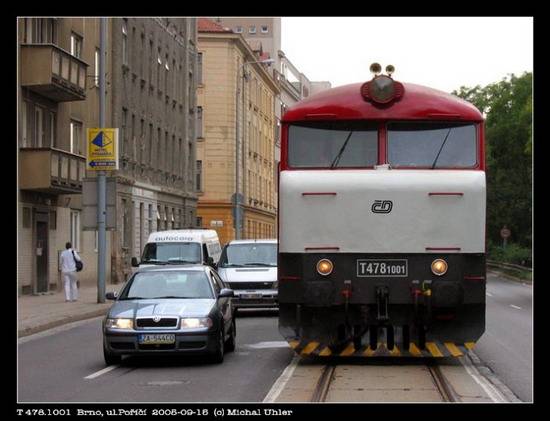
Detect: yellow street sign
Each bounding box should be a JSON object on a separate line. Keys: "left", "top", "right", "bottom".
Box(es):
{"left": 87, "top": 128, "right": 119, "bottom": 171}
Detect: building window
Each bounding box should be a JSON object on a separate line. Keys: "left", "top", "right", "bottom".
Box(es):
{"left": 121, "top": 108, "right": 128, "bottom": 158}
{"left": 261, "top": 25, "right": 268, "bottom": 33}
{"left": 196, "top": 52, "right": 203, "bottom": 86}
{"left": 122, "top": 199, "right": 130, "bottom": 248}
{"left": 148, "top": 40, "right": 154, "bottom": 84}
{"left": 249, "top": 26, "right": 256, "bottom": 34}
{"left": 196, "top": 160, "right": 202, "bottom": 192}
{"left": 148, "top": 204, "right": 153, "bottom": 235}
{"left": 139, "top": 202, "right": 144, "bottom": 252}
{"left": 70, "top": 33, "right": 83, "bottom": 59}
{"left": 49, "top": 111, "right": 56, "bottom": 148}
{"left": 196, "top": 216, "right": 203, "bottom": 228}
{"left": 235, "top": 26, "right": 242, "bottom": 33}
{"left": 20, "top": 101, "right": 28, "bottom": 147}
{"left": 122, "top": 21, "right": 128, "bottom": 66}
{"left": 70, "top": 120, "right": 82, "bottom": 155}
{"left": 70, "top": 210, "right": 81, "bottom": 251}
{"left": 197, "top": 106, "right": 203, "bottom": 138}
{"left": 157, "top": 48, "right": 162, "bottom": 90}
{"left": 49, "top": 211, "right": 56, "bottom": 231}
{"left": 22, "top": 207, "right": 31, "bottom": 228}
{"left": 35, "top": 106, "right": 44, "bottom": 147}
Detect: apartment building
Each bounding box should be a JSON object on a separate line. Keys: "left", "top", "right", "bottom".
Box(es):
{"left": 109, "top": 17, "right": 199, "bottom": 283}
{"left": 196, "top": 19, "right": 280, "bottom": 245}
{"left": 18, "top": 17, "right": 199, "bottom": 294}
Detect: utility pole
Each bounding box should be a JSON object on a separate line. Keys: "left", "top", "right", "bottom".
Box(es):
{"left": 97, "top": 17, "right": 107, "bottom": 303}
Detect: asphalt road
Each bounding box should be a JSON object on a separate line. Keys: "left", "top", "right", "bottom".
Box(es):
{"left": 18, "top": 275, "right": 533, "bottom": 403}
{"left": 17, "top": 309, "right": 294, "bottom": 402}
{"left": 474, "top": 273, "right": 533, "bottom": 402}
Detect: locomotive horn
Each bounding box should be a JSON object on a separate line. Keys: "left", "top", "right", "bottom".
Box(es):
{"left": 370, "top": 62, "right": 382, "bottom": 75}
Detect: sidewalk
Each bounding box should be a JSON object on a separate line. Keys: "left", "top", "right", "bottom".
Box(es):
{"left": 18, "top": 283, "right": 120, "bottom": 338}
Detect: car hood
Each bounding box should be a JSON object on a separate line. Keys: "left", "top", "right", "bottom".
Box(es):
{"left": 217, "top": 267, "right": 277, "bottom": 283}
{"left": 108, "top": 299, "right": 216, "bottom": 319}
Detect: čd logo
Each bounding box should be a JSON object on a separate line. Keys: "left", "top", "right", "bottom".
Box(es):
{"left": 372, "top": 200, "right": 393, "bottom": 213}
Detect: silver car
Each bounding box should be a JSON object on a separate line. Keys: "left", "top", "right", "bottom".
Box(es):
{"left": 102, "top": 265, "right": 235, "bottom": 365}
{"left": 217, "top": 239, "right": 278, "bottom": 309}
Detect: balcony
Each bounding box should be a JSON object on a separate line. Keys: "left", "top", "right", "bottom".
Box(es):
{"left": 19, "top": 147, "right": 86, "bottom": 194}
{"left": 20, "top": 44, "right": 88, "bottom": 102}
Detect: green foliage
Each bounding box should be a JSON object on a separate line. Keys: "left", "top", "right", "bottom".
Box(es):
{"left": 488, "top": 240, "right": 532, "bottom": 266}
{"left": 453, "top": 72, "right": 532, "bottom": 247}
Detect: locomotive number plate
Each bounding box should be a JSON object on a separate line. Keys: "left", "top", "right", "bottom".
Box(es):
{"left": 357, "top": 259, "right": 408, "bottom": 277}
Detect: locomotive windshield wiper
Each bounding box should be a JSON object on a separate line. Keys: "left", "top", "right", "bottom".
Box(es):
{"left": 330, "top": 131, "right": 354, "bottom": 168}
{"left": 431, "top": 127, "right": 453, "bottom": 169}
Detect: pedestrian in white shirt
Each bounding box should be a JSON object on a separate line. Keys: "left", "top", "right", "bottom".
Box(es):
{"left": 59, "top": 242, "right": 82, "bottom": 302}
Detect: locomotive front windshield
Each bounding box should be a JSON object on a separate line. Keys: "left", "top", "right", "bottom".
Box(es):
{"left": 387, "top": 122, "right": 477, "bottom": 168}
{"left": 288, "top": 122, "right": 378, "bottom": 168}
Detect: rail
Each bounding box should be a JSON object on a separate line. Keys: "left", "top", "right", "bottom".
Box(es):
{"left": 309, "top": 361, "right": 457, "bottom": 402}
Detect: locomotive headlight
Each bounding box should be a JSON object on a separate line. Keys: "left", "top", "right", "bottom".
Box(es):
{"left": 317, "top": 259, "right": 334, "bottom": 276}
{"left": 431, "top": 259, "right": 448, "bottom": 276}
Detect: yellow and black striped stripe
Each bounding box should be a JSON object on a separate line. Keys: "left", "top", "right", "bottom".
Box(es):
{"left": 290, "top": 339, "right": 475, "bottom": 358}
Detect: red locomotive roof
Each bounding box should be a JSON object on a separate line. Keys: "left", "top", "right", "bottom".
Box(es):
{"left": 282, "top": 82, "right": 483, "bottom": 123}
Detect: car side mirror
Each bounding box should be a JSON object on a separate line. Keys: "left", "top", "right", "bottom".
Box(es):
{"left": 218, "top": 288, "right": 234, "bottom": 299}
{"left": 106, "top": 291, "right": 118, "bottom": 300}
{"left": 206, "top": 256, "right": 214, "bottom": 267}
{"left": 131, "top": 257, "right": 140, "bottom": 267}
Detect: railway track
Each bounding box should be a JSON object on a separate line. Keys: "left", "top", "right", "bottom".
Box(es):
{"left": 309, "top": 360, "right": 458, "bottom": 402}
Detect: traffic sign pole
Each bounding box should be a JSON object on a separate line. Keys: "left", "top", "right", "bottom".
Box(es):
{"left": 97, "top": 17, "right": 107, "bottom": 304}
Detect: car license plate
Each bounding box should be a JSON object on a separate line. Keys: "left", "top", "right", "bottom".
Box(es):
{"left": 138, "top": 334, "right": 176, "bottom": 345}
{"left": 241, "top": 292, "right": 262, "bottom": 299}
{"left": 357, "top": 259, "right": 408, "bottom": 277}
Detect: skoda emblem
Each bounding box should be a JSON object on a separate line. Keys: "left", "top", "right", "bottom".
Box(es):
{"left": 153, "top": 316, "right": 161, "bottom": 323}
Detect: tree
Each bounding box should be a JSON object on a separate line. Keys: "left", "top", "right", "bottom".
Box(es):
{"left": 452, "top": 72, "right": 532, "bottom": 247}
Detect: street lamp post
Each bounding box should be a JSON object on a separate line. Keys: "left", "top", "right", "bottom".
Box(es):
{"left": 234, "top": 57, "right": 274, "bottom": 240}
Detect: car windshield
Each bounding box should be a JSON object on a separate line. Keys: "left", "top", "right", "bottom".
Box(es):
{"left": 141, "top": 242, "right": 201, "bottom": 264}
{"left": 387, "top": 122, "right": 477, "bottom": 168}
{"left": 288, "top": 121, "right": 378, "bottom": 168}
{"left": 121, "top": 271, "right": 214, "bottom": 299}
{"left": 219, "top": 243, "right": 277, "bottom": 268}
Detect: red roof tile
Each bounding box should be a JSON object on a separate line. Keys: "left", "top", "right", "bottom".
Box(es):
{"left": 198, "top": 18, "right": 233, "bottom": 33}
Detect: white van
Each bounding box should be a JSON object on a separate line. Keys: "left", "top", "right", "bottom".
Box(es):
{"left": 132, "top": 229, "right": 222, "bottom": 269}
{"left": 217, "top": 239, "right": 278, "bottom": 309}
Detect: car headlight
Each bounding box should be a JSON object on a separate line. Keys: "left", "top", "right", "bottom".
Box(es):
{"left": 316, "top": 259, "right": 333, "bottom": 276}
{"left": 431, "top": 259, "right": 448, "bottom": 276}
{"left": 272, "top": 281, "right": 279, "bottom": 289}
{"left": 181, "top": 317, "right": 213, "bottom": 329}
{"left": 105, "top": 318, "right": 134, "bottom": 330}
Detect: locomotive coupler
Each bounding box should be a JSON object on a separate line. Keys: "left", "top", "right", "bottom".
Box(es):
{"left": 375, "top": 285, "right": 389, "bottom": 321}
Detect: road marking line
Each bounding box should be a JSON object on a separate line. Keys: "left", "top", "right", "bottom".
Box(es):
{"left": 262, "top": 355, "right": 300, "bottom": 403}
{"left": 245, "top": 341, "right": 290, "bottom": 349}
{"left": 84, "top": 365, "right": 119, "bottom": 380}
{"left": 486, "top": 292, "right": 493, "bottom": 297}
{"left": 458, "top": 356, "right": 507, "bottom": 402}
{"left": 510, "top": 305, "right": 522, "bottom": 310}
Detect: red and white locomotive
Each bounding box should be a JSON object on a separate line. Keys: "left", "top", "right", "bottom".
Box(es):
{"left": 277, "top": 64, "right": 486, "bottom": 357}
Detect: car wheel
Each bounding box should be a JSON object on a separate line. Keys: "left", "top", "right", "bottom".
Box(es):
{"left": 225, "top": 318, "right": 236, "bottom": 353}
{"left": 103, "top": 344, "right": 122, "bottom": 366}
{"left": 211, "top": 326, "right": 225, "bottom": 364}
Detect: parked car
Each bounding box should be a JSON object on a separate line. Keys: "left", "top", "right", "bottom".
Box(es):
{"left": 102, "top": 265, "right": 235, "bottom": 365}
{"left": 217, "top": 239, "right": 278, "bottom": 309}
{"left": 131, "top": 229, "right": 222, "bottom": 271}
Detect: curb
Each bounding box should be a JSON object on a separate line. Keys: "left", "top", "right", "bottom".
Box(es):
{"left": 487, "top": 269, "right": 532, "bottom": 285}
{"left": 466, "top": 351, "right": 523, "bottom": 402}
{"left": 18, "top": 307, "right": 110, "bottom": 338}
